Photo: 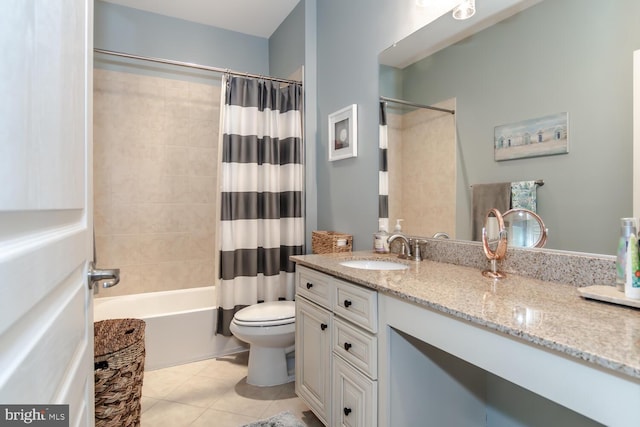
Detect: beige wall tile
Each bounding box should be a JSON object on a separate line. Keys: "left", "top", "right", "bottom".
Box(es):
{"left": 166, "top": 174, "right": 192, "bottom": 204}
{"left": 165, "top": 145, "right": 191, "bottom": 175}
{"left": 162, "top": 114, "right": 191, "bottom": 146}
{"left": 188, "top": 260, "right": 216, "bottom": 287}
{"left": 188, "top": 204, "right": 217, "bottom": 233}
{"left": 188, "top": 80, "right": 220, "bottom": 103}
{"left": 188, "top": 147, "right": 217, "bottom": 176}
{"left": 387, "top": 99, "right": 456, "bottom": 238}
{"left": 109, "top": 203, "right": 141, "bottom": 234}
{"left": 190, "top": 118, "right": 219, "bottom": 148}
{"left": 94, "top": 69, "right": 219, "bottom": 297}
{"left": 190, "top": 176, "right": 216, "bottom": 203}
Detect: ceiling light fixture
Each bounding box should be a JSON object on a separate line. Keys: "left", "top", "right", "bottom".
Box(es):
{"left": 452, "top": 0, "right": 476, "bottom": 20}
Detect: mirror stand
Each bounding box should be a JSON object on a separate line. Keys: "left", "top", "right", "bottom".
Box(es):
{"left": 482, "top": 208, "right": 508, "bottom": 279}
{"left": 482, "top": 258, "right": 505, "bottom": 279}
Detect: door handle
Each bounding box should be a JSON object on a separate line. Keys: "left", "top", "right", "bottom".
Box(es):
{"left": 88, "top": 261, "right": 120, "bottom": 289}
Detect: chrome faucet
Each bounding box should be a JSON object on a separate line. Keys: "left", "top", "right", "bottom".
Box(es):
{"left": 432, "top": 232, "right": 450, "bottom": 239}
{"left": 388, "top": 234, "right": 424, "bottom": 261}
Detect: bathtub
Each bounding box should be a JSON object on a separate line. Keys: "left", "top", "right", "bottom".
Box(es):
{"left": 94, "top": 286, "right": 246, "bottom": 370}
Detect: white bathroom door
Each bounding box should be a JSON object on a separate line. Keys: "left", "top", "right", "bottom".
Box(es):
{"left": 0, "top": 0, "right": 96, "bottom": 425}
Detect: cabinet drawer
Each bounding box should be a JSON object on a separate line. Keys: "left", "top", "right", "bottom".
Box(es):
{"left": 334, "top": 279, "right": 378, "bottom": 333}
{"left": 332, "top": 354, "right": 377, "bottom": 427}
{"left": 297, "top": 266, "right": 334, "bottom": 309}
{"left": 333, "top": 318, "right": 377, "bottom": 379}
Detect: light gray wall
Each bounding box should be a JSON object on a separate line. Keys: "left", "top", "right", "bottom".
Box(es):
{"left": 270, "top": 1, "right": 305, "bottom": 80}
{"left": 316, "top": 1, "right": 386, "bottom": 251}
{"left": 302, "top": 1, "right": 319, "bottom": 251}
{"left": 379, "top": 65, "right": 403, "bottom": 100}
{"left": 317, "top": 0, "right": 640, "bottom": 255}
{"left": 94, "top": 0, "right": 269, "bottom": 83}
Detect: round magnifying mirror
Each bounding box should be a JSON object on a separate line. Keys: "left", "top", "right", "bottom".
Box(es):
{"left": 502, "top": 208, "right": 547, "bottom": 248}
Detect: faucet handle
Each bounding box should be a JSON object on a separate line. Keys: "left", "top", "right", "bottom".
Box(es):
{"left": 412, "top": 239, "right": 427, "bottom": 261}
{"left": 399, "top": 239, "right": 410, "bottom": 257}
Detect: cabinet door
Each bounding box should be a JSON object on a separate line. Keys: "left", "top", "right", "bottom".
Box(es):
{"left": 296, "top": 297, "right": 332, "bottom": 425}
{"left": 333, "top": 355, "right": 377, "bottom": 427}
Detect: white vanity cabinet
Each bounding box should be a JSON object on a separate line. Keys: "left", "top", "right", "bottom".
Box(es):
{"left": 295, "top": 266, "right": 378, "bottom": 427}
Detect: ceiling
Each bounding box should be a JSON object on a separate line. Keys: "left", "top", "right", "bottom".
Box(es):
{"left": 101, "top": 0, "right": 300, "bottom": 38}
{"left": 380, "top": 0, "right": 542, "bottom": 68}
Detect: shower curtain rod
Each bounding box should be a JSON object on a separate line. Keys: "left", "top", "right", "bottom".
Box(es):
{"left": 94, "top": 48, "right": 302, "bottom": 85}
{"left": 380, "top": 96, "right": 455, "bottom": 115}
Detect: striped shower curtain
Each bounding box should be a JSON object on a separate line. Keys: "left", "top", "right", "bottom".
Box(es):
{"left": 217, "top": 75, "right": 304, "bottom": 336}
{"left": 379, "top": 102, "right": 389, "bottom": 223}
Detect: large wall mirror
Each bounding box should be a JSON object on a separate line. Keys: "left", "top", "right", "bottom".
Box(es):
{"left": 379, "top": 0, "right": 640, "bottom": 255}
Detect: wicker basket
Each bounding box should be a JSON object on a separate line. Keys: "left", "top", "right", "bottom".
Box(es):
{"left": 312, "top": 231, "right": 353, "bottom": 254}
{"left": 94, "top": 318, "right": 146, "bottom": 427}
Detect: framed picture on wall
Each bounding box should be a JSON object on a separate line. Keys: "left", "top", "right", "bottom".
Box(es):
{"left": 494, "top": 112, "right": 569, "bottom": 161}
{"left": 328, "top": 104, "right": 358, "bottom": 161}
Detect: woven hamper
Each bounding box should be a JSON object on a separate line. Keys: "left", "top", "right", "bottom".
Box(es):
{"left": 94, "top": 318, "right": 146, "bottom": 427}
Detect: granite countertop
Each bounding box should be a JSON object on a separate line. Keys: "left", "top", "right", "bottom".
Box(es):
{"left": 291, "top": 251, "right": 640, "bottom": 380}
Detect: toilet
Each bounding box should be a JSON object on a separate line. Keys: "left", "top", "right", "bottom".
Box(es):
{"left": 229, "top": 300, "right": 296, "bottom": 386}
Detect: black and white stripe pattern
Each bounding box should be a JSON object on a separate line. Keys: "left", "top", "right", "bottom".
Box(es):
{"left": 217, "top": 75, "right": 304, "bottom": 336}
{"left": 379, "top": 102, "right": 389, "bottom": 222}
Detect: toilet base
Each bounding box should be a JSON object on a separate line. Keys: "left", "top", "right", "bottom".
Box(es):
{"left": 247, "top": 346, "right": 295, "bottom": 387}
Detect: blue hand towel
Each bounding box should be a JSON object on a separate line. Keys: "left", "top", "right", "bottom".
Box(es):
{"left": 511, "top": 181, "right": 537, "bottom": 212}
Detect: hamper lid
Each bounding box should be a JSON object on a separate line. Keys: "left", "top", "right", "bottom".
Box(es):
{"left": 94, "top": 318, "right": 146, "bottom": 358}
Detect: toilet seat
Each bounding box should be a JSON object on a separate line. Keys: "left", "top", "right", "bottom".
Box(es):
{"left": 233, "top": 301, "right": 295, "bottom": 327}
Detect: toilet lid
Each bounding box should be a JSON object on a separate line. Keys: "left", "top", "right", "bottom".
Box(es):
{"left": 233, "top": 301, "right": 295, "bottom": 326}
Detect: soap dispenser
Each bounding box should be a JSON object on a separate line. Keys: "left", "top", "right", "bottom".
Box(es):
{"left": 393, "top": 219, "right": 404, "bottom": 234}
{"left": 374, "top": 219, "right": 390, "bottom": 253}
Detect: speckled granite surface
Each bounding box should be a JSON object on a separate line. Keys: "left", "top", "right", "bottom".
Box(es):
{"left": 291, "top": 251, "right": 640, "bottom": 380}
{"left": 393, "top": 237, "right": 616, "bottom": 287}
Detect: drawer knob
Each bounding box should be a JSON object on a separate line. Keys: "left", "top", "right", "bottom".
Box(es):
{"left": 344, "top": 299, "right": 352, "bottom": 308}
{"left": 344, "top": 342, "right": 352, "bottom": 351}
{"left": 343, "top": 407, "right": 352, "bottom": 416}
{"left": 306, "top": 282, "right": 313, "bottom": 289}
{"left": 320, "top": 323, "right": 328, "bottom": 331}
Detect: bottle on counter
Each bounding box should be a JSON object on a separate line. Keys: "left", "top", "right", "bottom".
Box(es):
{"left": 374, "top": 219, "right": 390, "bottom": 253}
{"left": 616, "top": 218, "right": 638, "bottom": 292}
{"left": 393, "top": 219, "right": 404, "bottom": 234}
{"left": 625, "top": 233, "right": 640, "bottom": 299}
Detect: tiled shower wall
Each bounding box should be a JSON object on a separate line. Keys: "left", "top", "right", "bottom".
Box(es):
{"left": 93, "top": 69, "right": 220, "bottom": 297}
{"left": 387, "top": 98, "right": 456, "bottom": 238}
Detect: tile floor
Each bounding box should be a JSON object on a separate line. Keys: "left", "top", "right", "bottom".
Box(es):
{"left": 140, "top": 351, "right": 323, "bottom": 427}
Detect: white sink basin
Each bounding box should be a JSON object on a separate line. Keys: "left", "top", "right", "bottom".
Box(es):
{"left": 339, "top": 259, "right": 409, "bottom": 271}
